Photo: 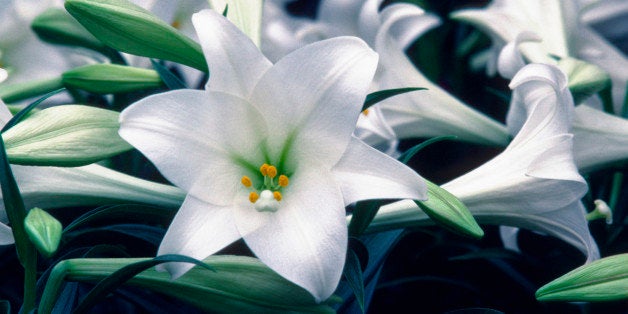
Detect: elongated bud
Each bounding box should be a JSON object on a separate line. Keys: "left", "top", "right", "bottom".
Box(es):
{"left": 416, "top": 180, "right": 484, "bottom": 239}
{"left": 3, "top": 105, "right": 132, "bottom": 166}
{"left": 24, "top": 208, "right": 62, "bottom": 258}
{"left": 31, "top": 8, "right": 108, "bottom": 54}
{"left": 558, "top": 57, "right": 611, "bottom": 105}
{"left": 65, "top": 0, "right": 208, "bottom": 72}
{"left": 63, "top": 64, "right": 163, "bottom": 94}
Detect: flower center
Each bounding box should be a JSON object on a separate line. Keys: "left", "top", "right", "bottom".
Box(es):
{"left": 241, "top": 163, "right": 290, "bottom": 213}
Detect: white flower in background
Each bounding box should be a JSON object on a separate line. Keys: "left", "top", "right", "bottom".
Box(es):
{"left": 366, "top": 4, "right": 510, "bottom": 148}
{"left": 452, "top": 0, "right": 628, "bottom": 113}
{"left": 581, "top": 0, "right": 628, "bottom": 55}
{"left": 0, "top": 0, "right": 86, "bottom": 84}
{"left": 119, "top": 9, "right": 427, "bottom": 302}
{"left": 0, "top": 98, "right": 185, "bottom": 246}
{"left": 261, "top": 0, "right": 510, "bottom": 149}
{"left": 497, "top": 33, "right": 628, "bottom": 173}
{"left": 368, "top": 64, "right": 599, "bottom": 262}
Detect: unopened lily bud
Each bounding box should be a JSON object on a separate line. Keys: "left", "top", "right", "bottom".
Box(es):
{"left": 558, "top": 57, "right": 611, "bottom": 105}
{"left": 65, "top": 0, "right": 207, "bottom": 72}
{"left": 24, "top": 208, "right": 62, "bottom": 258}
{"left": 63, "top": 64, "right": 163, "bottom": 94}
{"left": 31, "top": 8, "right": 108, "bottom": 54}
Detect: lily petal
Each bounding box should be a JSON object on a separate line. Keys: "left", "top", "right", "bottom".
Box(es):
{"left": 119, "top": 90, "right": 267, "bottom": 206}
{"left": 373, "top": 5, "right": 510, "bottom": 146}
{"left": 332, "top": 137, "right": 427, "bottom": 206}
{"left": 573, "top": 105, "right": 628, "bottom": 172}
{"left": 497, "top": 31, "right": 542, "bottom": 79}
{"left": 192, "top": 9, "right": 272, "bottom": 96}
{"left": 235, "top": 167, "right": 346, "bottom": 302}
{"left": 157, "top": 195, "right": 241, "bottom": 278}
{"left": 250, "top": 36, "right": 378, "bottom": 168}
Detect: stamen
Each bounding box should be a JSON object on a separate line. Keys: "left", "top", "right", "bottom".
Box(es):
{"left": 362, "top": 108, "right": 370, "bottom": 116}
{"left": 241, "top": 176, "right": 252, "bottom": 187}
{"left": 260, "top": 163, "right": 270, "bottom": 176}
{"left": 278, "top": 175, "right": 289, "bottom": 187}
{"left": 273, "top": 191, "right": 282, "bottom": 201}
{"left": 171, "top": 20, "right": 181, "bottom": 29}
{"left": 267, "top": 165, "right": 278, "bottom": 178}
{"left": 249, "top": 191, "right": 259, "bottom": 203}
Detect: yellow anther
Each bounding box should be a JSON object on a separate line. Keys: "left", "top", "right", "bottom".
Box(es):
{"left": 267, "top": 165, "right": 278, "bottom": 178}
{"left": 278, "top": 175, "right": 289, "bottom": 187}
{"left": 241, "top": 176, "right": 252, "bottom": 187}
{"left": 362, "top": 109, "right": 370, "bottom": 116}
{"left": 273, "top": 191, "right": 282, "bottom": 201}
{"left": 260, "top": 163, "right": 269, "bottom": 176}
{"left": 171, "top": 20, "right": 181, "bottom": 29}
{"left": 249, "top": 191, "right": 259, "bottom": 203}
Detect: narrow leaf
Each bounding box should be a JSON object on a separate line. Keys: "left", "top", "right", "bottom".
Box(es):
{"left": 343, "top": 249, "right": 365, "bottom": 313}
{"left": 1, "top": 88, "right": 65, "bottom": 133}
{"left": 150, "top": 59, "right": 188, "bottom": 90}
{"left": 397, "top": 136, "right": 457, "bottom": 164}
{"left": 74, "top": 254, "right": 215, "bottom": 314}
{"left": 536, "top": 253, "right": 628, "bottom": 302}
{"left": 362, "top": 87, "right": 426, "bottom": 111}
{"left": 64, "top": 204, "right": 175, "bottom": 233}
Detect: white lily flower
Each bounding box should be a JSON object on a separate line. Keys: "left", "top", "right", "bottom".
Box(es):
{"left": 368, "top": 4, "right": 510, "bottom": 147}
{"left": 369, "top": 64, "right": 599, "bottom": 262}
{"left": 452, "top": 0, "right": 628, "bottom": 113}
{"left": 581, "top": 0, "right": 628, "bottom": 55}
{"left": 119, "top": 9, "right": 427, "bottom": 302}
{"left": 572, "top": 104, "right": 628, "bottom": 171}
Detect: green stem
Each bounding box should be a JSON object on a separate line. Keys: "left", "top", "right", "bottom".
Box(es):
{"left": 609, "top": 172, "right": 623, "bottom": 209}
{"left": 22, "top": 246, "right": 37, "bottom": 313}
{"left": 0, "top": 77, "right": 64, "bottom": 104}
{"left": 600, "top": 86, "right": 614, "bottom": 115}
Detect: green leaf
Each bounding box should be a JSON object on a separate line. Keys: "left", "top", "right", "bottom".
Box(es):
{"left": 2, "top": 105, "right": 133, "bottom": 166}
{"left": 0, "top": 300, "right": 9, "bottom": 314}
{"left": 62, "top": 64, "right": 164, "bottom": 94}
{"left": 39, "top": 256, "right": 336, "bottom": 313}
{"left": 415, "top": 181, "right": 484, "bottom": 239}
{"left": 397, "top": 136, "right": 457, "bottom": 164}
{"left": 150, "top": 60, "right": 188, "bottom": 90}
{"left": 65, "top": 0, "right": 208, "bottom": 72}
{"left": 349, "top": 200, "right": 383, "bottom": 236}
{"left": 24, "top": 207, "right": 62, "bottom": 258}
{"left": 1, "top": 88, "right": 65, "bottom": 133}
{"left": 74, "top": 254, "right": 215, "bottom": 314}
{"left": 362, "top": 87, "right": 426, "bottom": 111}
{"left": 63, "top": 204, "right": 175, "bottom": 233}
{"left": 31, "top": 8, "right": 108, "bottom": 54}
{"left": 343, "top": 249, "right": 365, "bottom": 313}
{"left": 536, "top": 253, "right": 628, "bottom": 302}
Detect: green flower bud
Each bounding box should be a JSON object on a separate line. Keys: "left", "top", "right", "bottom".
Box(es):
{"left": 415, "top": 180, "right": 484, "bottom": 239}
{"left": 24, "top": 208, "right": 62, "bottom": 258}
{"left": 65, "top": 0, "right": 208, "bottom": 72}
{"left": 31, "top": 8, "right": 107, "bottom": 54}
{"left": 558, "top": 57, "right": 611, "bottom": 105}
{"left": 63, "top": 64, "right": 163, "bottom": 94}
{"left": 536, "top": 253, "right": 628, "bottom": 302}
{"left": 3, "top": 105, "right": 132, "bottom": 166}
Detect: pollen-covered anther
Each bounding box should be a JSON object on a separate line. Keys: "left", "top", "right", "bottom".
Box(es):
{"left": 241, "top": 176, "right": 252, "bottom": 187}
{"left": 362, "top": 108, "right": 370, "bottom": 116}
{"left": 249, "top": 191, "right": 259, "bottom": 203}
{"left": 266, "top": 165, "right": 278, "bottom": 178}
{"left": 260, "top": 163, "right": 270, "bottom": 176}
{"left": 278, "top": 175, "right": 289, "bottom": 187}
{"left": 273, "top": 191, "right": 282, "bottom": 201}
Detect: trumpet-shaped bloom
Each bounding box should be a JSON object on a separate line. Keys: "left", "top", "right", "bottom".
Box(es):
{"left": 260, "top": 0, "right": 510, "bottom": 148}
{"left": 581, "top": 0, "right": 628, "bottom": 55}
{"left": 119, "top": 9, "right": 427, "bottom": 302}
{"left": 366, "top": 4, "right": 510, "bottom": 147}
{"left": 368, "top": 64, "right": 599, "bottom": 262}
{"left": 452, "top": 0, "right": 628, "bottom": 113}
